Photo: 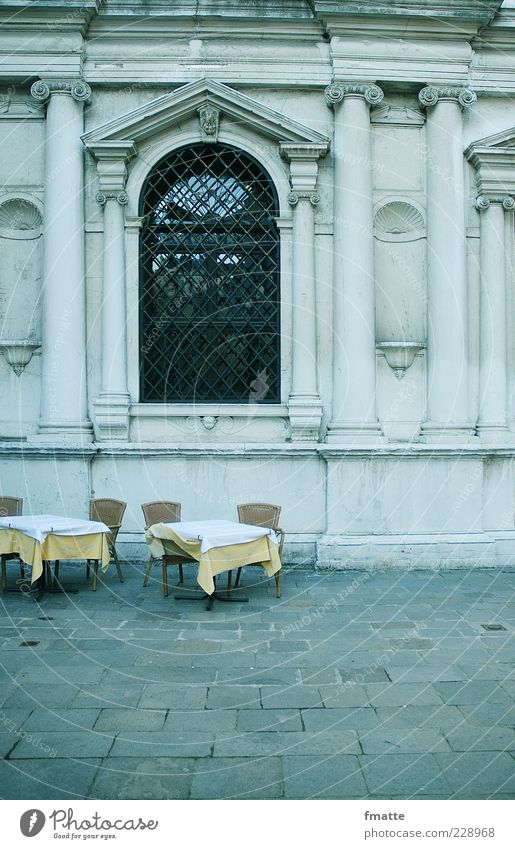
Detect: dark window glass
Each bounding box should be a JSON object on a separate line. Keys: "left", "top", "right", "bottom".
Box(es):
{"left": 139, "top": 144, "right": 280, "bottom": 403}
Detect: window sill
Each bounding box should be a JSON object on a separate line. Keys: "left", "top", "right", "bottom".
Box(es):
{"left": 130, "top": 403, "right": 288, "bottom": 418}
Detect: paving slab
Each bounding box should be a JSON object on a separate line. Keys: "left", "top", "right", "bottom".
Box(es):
{"left": 434, "top": 681, "right": 513, "bottom": 706}
{"left": 365, "top": 682, "right": 444, "bottom": 707}
{"left": 282, "top": 755, "right": 367, "bottom": 799}
{"left": 190, "top": 756, "right": 283, "bottom": 799}
{"left": 318, "top": 684, "right": 369, "bottom": 708}
{"left": 0, "top": 758, "right": 102, "bottom": 799}
{"left": 359, "top": 728, "right": 451, "bottom": 754}
{"left": 261, "top": 685, "right": 324, "bottom": 708}
{"left": 22, "top": 708, "right": 101, "bottom": 732}
{"left": 376, "top": 705, "right": 466, "bottom": 733}
{"left": 139, "top": 684, "right": 208, "bottom": 710}
{"left": 360, "top": 754, "right": 452, "bottom": 797}
{"left": 445, "top": 726, "right": 515, "bottom": 752}
{"left": 206, "top": 686, "right": 261, "bottom": 709}
{"left": 71, "top": 682, "right": 145, "bottom": 709}
{"left": 110, "top": 731, "right": 213, "bottom": 758}
{"left": 10, "top": 730, "right": 114, "bottom": 759}
{"left": 237, "top": 709, "right": 302, "bottom": 732}
{"left": 435, "top": 752, "right": 515, "bottom": 798}
{"left": 301, "top": 707, "right": 379, "bottom": 731}
{"left": 213, "top": 730, "right": 360, "bottom": 757}
{"left": 94, "top": 708, "right": 166, "bottom": 732}
{"left": 90, "top": 757, "right": 195, "bottom": 799}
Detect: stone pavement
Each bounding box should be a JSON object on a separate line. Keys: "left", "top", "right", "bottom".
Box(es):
{"left": 1, "top": 563, "right": 515, "bottom": 799}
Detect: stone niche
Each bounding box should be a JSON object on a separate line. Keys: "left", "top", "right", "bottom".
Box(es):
{"left": 373, "top": 197, "right": 427, "bottom": 442}
{"left": 0, "top": 196, "right": 43, "bottom": 341}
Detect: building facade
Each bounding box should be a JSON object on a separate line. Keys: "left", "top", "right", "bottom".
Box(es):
{"left": 1, "top": 0, "right": 515, "bottom": 568}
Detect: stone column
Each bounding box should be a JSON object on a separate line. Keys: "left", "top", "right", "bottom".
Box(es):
{"left": 475, "top": 194, "right": 513, "bottom": 442}
{"left": 324, "top": 82, "right": 384, "bottom": 443}
{"left": 30, "top": 79, "right": 92, "bottom": 443}
{"left": 281, "top": 144, "right": 327, "bottom": 441}
{"left": 418, "top": 85, "right": 477, "bottom": 442}
{"left": 86, "top": 142, "right": 135, "bottom": 440}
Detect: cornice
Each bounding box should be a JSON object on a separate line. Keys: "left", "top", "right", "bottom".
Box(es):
{"left": 0, "top": 1, "right": 103, "bottom": 35}
{"left": 314, "top": 1, "right": 502, "bottom": 40}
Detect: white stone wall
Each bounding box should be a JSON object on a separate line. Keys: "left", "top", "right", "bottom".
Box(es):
{"left": 0, "top": 0, "right": 515, "bottom": 568}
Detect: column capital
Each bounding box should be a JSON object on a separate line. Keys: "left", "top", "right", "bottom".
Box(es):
{"left": 324, "top": 82, "right": 384, "bottom": 109}
{"left": 475, "top": 194, "right": 515, "bottom": 211}
{"left": 418, "top": 85, "right": 476, "bottom": 110}
{"left": 96, "top": 191, "right": 129, "bottom": 207}
{"left": 30, "top": 79, "right": 91, "bottom": 104}
{"left": 288, "top": 191, "right": 320, "bottom": 207}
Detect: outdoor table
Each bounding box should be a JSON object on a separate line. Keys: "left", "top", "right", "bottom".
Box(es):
{"left": 145, "top": 519, "right": 281, "bottom": 609}
{"left": 0, "top": 514, "right": 110, "bottom": 597}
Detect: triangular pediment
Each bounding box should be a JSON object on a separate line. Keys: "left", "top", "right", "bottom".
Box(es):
{"left": 82, "top": 78, "right": 330, "bottom": 150}
{"left": 466, "top": 126, "right": 515, "bottom": 155}
{"left": 465, "top": 125, "right": 515, "bottom": 195}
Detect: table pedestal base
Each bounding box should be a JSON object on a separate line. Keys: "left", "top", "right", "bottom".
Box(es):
{"left": 174, "top": 590, "right": 249, "bottom": 610}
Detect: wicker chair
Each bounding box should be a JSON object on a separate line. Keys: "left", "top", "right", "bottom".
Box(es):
{"left": 141, "top": 501, "right": 196, "bottom": 597}
{"left": 234, "top": 502, "right": 284, "bottom": 598}
{"left": 0, "top": 496, "right": 24, "bottom": 591}
{"left": 82, "top": 498, "right": 126, "bottom": 590}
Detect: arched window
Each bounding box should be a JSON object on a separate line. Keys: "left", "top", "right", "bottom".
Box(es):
{"left": 139, "top": 144, "right": 280, "bottom": 403}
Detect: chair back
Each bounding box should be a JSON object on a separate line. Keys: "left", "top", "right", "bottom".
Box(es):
{"left": 142, "top": 501, "right": 181, "bottom": 528}
{"left": 237, "top": 502, "right": 281, "bottom": 530}
{"left": 0, "top": 496, "right": 23, "bottom": 517}
{"left": 89, "top": 498, "right": 126, "bottom": 532}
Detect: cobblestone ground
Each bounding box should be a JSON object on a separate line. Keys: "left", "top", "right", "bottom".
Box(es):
{"left": 1, "top": 564, "right": 515, "bottom": 799}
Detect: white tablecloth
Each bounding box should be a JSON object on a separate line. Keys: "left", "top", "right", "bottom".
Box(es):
{"left": 0, "top": 514, "right": 110, "bottom": 544}
{"left": 164, "top": 519, "right": 278, "bottom": 553}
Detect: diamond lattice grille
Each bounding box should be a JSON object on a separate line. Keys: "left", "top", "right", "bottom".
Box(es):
{"left": 139, "top": 144, "right": 280, "bottom": 403}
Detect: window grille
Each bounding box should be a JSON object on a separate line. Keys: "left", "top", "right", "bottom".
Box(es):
{"left": 139, "top": 144, "right": 280, "bottom": 403}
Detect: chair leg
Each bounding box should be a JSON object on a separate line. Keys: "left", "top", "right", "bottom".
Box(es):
{"left": 162, "top": 559, "right": 169, "bottom": 597}
{"left": 178, "top": 564, "right": 184, "bottom": 585}
{"left": 93, "top": 560, "right": 99, "bottom": 592}
{"left": 234, "top": 566, "right": 242, "bottom": 588}
{"left": 275, "top": 571, "right": 281, "bottom": 599}
{"left": 19, "top": 560, "right": 24, "bottom": 579}
{"left": 143, "top": 555, "right": 153, "bottom": 587}
{"left": 113, "top": 548, "right": 124, "bottom": 583}
{"left": 1, "top": 556, "right": 6, "bottom": 592}
{"left": 53, "top": 560, "right": 60, "bottom": 584}
{"left": 227, "top": 570, "right": 232, "bottom": 593}
{"left": 45, "top": 561, "right": 52, "bottom": 585}
{"left": 86, "top": 560, "right": 91, "bottom": 579}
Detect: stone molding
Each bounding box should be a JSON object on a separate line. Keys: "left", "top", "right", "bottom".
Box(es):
{"left": 324, "top": 82, "right": 384, "bottom": 108}
{"left": 0, "top": 95, "right": 45, "bottom": 120}
{"left": 418, "top": 85, "right": 477, "bottom": 109}
{"left": 30, "top": 79, "right": 91, "bottom": 104}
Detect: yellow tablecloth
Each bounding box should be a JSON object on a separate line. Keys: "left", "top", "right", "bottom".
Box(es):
{"left": 0, "top": 528, "right": 110, "bottom": 584}
{"left": 145, "top": 522, "right": 281, "bottom": 595}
